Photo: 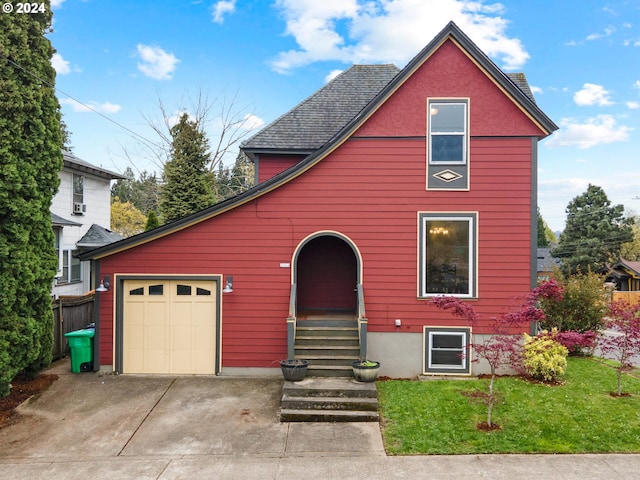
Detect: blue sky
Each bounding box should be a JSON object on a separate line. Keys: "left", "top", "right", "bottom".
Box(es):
{"left": 47, "top": 0, "right": 640, "bottom": 232}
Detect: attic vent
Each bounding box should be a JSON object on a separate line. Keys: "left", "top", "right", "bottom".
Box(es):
{"left": 73, "top": 202, "right": 86, "bottom": 215}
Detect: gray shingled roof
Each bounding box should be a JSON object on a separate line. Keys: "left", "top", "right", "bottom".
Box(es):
{"left": 76, "top": 224, "right": 123, "bottom": 249}
{"left": 63, "top": 151, "right": 125, "bottom": 180}
{"left": 242, "top": 64, "right": 400, "bottom": 153}
{"left": 51, "top": 212, "right": 82, "bottom": 227}
{"left": 507, "top": 73, "right": 536, "bottom": 104}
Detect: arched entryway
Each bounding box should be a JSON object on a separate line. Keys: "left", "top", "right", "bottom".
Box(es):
{"left": 294, "top": 233, "right": 361, "bottom": 315}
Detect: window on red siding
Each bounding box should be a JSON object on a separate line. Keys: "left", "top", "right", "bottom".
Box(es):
{"left": 419, "top": 213, "right": 476, "bottom": 298}
{"left": 428, "top": 100, "right": 468, "bottom": 164}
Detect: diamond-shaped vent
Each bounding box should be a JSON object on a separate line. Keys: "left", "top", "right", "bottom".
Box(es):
{"left": 433, "top": 169, "right": 463, "bottom": 183}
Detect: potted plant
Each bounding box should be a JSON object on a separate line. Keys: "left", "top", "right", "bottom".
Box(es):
{"left": 279, "top": 359, "right": 309, "bottom": 381}
{"left": 352, "top": 358, "right": 380, "bottom": 382}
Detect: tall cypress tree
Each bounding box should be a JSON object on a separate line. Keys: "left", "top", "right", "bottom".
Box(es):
{"left": 160, "top": 114, "right": 215, "bottom": 223}
{"left": 0, "top": 1, "right": 63, "bottom": 396}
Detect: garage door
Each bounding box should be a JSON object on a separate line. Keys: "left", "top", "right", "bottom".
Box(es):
{"left": 122, "top": 279, "right": 218, "bottom": 374}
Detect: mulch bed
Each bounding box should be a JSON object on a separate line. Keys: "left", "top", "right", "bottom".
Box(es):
{"left": 0, "top": 374, "right": 58, "bottom": 428}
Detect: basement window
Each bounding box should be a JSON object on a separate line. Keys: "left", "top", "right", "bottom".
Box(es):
{"left": 424, "top": 327, "right": 471, "bottom": 374}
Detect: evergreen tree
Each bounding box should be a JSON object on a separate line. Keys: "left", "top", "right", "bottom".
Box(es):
{"left": 111, "top": 167, "right": 159, "bottom": 215}
{"left": 215, "top": 151, "right": 254, "bottom": 201}
{"left": 0, "top": 2, "right": 63, "bottom": 395}
{"left": 159, "top": 114, "right": 215, "bottom": 223}
{"left": 145, "top": 210, "right": 160, "bottom": 231}
{"left": 537, "top": 207, "right": 550, "bottom": 247}
{"left": 552, "top": 184, "right": 633, "bottom": 275}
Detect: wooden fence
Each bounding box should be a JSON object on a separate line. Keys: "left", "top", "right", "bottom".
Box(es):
{"left": 612, "top": 291, "right": 640, "bottom": 305}
{"left": 52, "top": 292, "right": 95, "bottom": 360}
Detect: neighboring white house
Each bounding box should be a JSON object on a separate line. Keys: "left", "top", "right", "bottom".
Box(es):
{"left": 51, "top": 151, "right": 124, "bottom": 296}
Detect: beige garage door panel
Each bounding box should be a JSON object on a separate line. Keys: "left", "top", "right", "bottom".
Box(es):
{"left": 123, "top": 279, "right": 217, "bottom": 374}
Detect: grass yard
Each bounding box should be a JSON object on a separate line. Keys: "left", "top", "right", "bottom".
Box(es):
{"left": 377, "top": 357, "right": 640, "bottom": 455}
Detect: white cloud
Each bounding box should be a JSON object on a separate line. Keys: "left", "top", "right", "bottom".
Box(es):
{"left": 634, "top": 80, "right": 640, "bottom": 89}
{"left": 136, "top": 44, "right": 179, "bottom": 80}
{"left": 325, "top": 69, "right": 343, "bottom": 83}
{"left": 60, "top": 98, "right": 122, "bottom": 114}
{"left": 51, "top": 53, "right": 70, "bottom": 74}
{"left": 574, "top": 83, "right": 613, "bottom": 106}
{"left": 545, "top": 115, "right": 632, "bottom": 149}
{"left": 585, "top": 26, "right": 615, "bottom": 41}
{"left": 270, "top": 0, "right": 528, "bottom": 73}
{"left": 241, "top": 113, "right": 265, "bottom": 131}
{"left": 50, "top": 0, "right": 65, "bottom": 8}
{"left": 627, "top": 101, "right": 640, "bottom": 110}
{"left": 212, "top": 0, "right": 236, "bottom": 24}
{"left": 530, "top": 85, "right": 543, "bottom": 95}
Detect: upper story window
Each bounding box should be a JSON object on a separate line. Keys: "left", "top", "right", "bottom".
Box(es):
{"left": 72, "top": 174, "right": 84, "bottom": 215}
{"left": 428, "top": 100, "right": 468, "bottom": 164}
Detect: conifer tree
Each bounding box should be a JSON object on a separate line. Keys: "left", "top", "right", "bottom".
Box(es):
{"left": 145, "top": 210, "right": 160, "bottom": 231}
{"left": 0, "top": 1, "right": 63, "bottom": 396}
{"left": 160, "top": 114, "right": 215, "bottom": 223}
{"left": 553, "top": 185, "right": 633, "bottom": 275}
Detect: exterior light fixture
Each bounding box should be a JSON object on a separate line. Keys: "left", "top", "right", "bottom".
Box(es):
{"left": 222, "top": 275, "right": 234, "bottom": 293}
{"left": 96, "top": 275, "right": 110, "bottom": 292}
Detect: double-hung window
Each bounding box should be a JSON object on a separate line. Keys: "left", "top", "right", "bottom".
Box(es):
{"left": 424, "top": 327, "right": 471, "bottom": 374}
{"left": 58, "top": 249, "right": 81, "bottom": 284}
{"left": 427, "top": 99, "right": 469, "bottom": 189}
{"left": 418, "top": 212, "right": 477, "bottom": 298}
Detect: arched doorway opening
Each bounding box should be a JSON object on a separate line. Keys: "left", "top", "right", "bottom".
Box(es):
{"left": 294, "top": 233, "right": 360, "bottom": 315}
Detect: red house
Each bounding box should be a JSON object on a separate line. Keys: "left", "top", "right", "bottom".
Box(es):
{"left": 81, "top": 22, "right": 557, "bottom": 378}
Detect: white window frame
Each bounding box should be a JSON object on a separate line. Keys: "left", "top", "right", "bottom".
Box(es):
{"left": 428, "top": 99, "right": 468, "bottom": 165}
{"left": 423, "top": 327, "right": 471, "bottom": 374}
{"left": 58, "top": 249, "right": 82, "bottom": 284}
{"left": 418, "top": 212, "right": 477, "bottom": 298}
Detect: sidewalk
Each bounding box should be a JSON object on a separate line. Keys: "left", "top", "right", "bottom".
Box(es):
{"left": 0, "top": 359, "right": 638, "bottom": 479}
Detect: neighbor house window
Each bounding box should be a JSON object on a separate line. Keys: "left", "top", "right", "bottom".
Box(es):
{"left": 418, "top": 213, "right": 477, "bottom": 297}
{"left": 428, "top": 100, "right": 468, "bottom": 164}
{"left": 58, "top": 249, "right": 81, "bottom": 284}
{"left": 424, "top": 327, "right": 471, "bottom": 374}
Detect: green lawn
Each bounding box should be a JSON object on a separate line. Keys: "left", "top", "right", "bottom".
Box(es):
{"left": 377, "top": 357, "right": 640, "bottom": 455}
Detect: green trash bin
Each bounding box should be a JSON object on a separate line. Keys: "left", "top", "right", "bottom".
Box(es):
{"left": 64, "top": 328, "right": 95, "bottom": 373}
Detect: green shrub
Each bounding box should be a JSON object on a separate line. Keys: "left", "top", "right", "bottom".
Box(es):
{"left": 537, "top": 271, "right": 607, "bottom": 333}
{"left": 522, "top": 331, "right": 569, "bottom": 382}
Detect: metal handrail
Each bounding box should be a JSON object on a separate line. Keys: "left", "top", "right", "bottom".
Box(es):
{"left": 356, "top": 283, "right": 368, "bottom": 358}
{"left": 286, "top": 283, "right": 297, "bottom": 359}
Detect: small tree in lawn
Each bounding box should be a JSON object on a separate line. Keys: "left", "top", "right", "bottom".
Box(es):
{"left": 429, "top": 297, "right": 543, "bottom": 429}
{"left": 598, "top": 300, "right": 640, "bottom": 396}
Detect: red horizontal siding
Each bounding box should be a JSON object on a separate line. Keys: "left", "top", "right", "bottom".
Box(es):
{"left": 97, "top": 79, "right": 539, "bottom": 370}
{"left": 257, "top": 154, "right": 304, "bottom": 183}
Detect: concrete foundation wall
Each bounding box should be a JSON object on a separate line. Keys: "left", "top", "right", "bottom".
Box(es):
{"left": 367, "top": 332, "right": 519, "bottom": 378}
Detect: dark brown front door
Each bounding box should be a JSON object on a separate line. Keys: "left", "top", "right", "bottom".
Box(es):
{"left": 296, "top": 235, "right": 357, "bottom": 312}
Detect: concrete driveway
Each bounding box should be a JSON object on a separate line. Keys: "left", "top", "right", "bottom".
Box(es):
{"left": 0, "top": 359, "right": 383, "bottom": 459}
{"left": 1, "top": 359, "right": 639, "bottom": 479}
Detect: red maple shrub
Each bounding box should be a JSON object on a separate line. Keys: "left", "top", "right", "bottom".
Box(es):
{"left": 598, "top": 299, "right": 640, "bottom": 396}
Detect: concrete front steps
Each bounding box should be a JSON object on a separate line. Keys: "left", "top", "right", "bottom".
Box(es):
{"left": 295, "top": 314, "right": 360, "bottom": 377}
{"left": 280, "top": 377, "right": 379, "bottom": 422}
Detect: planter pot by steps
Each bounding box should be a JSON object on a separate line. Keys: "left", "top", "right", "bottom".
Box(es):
{"left": 352, "top": 360, "right": 380, "bottom": 382}
{"left": 279, "top": 359, "right": 309, "bottom": 381}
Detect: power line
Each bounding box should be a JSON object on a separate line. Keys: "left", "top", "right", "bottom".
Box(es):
{"left": 0, "top": 52, "right": 159, "bottom": 150}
